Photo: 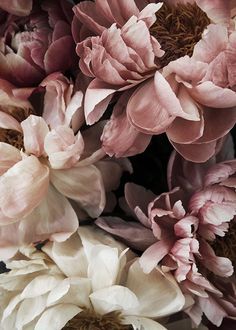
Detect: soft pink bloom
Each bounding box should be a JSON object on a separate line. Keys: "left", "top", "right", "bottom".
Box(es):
{"left": 0, "top": 0, "right": 76, "bottom": 87}
{"left": 0, "top": 0, "right": 32, "bottom": 16}
{"left": 0, "top": 112, "right": 121, "bottom": 259}
{"left": 96, "top": 147, "right": 236, "bottom": 326}
{"left": 74, "top": 0, "right": 236, "bottom": 161}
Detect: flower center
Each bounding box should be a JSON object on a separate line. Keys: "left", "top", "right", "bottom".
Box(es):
{"left": 150, "top": 3, "right": 210, "bottom": 67}
{"left": 0, "top": 129, "right": 23, "bottom": 150}
{"left": 211, "top": 220, "right": 236, "bottom": 265}
{"left": 63, "top": 310, "right": 133, "bottom": 330}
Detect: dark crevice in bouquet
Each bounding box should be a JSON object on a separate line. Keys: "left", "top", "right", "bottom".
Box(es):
{"left": 150, "top": 2, "right": 210, "bottom": 67}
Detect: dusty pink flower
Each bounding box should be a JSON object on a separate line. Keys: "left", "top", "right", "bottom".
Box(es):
{"left": 96, "top": 143, "right": 236, "bottom": 326}
{"left": 74, "top": 0, "right": 236, "bottom": 161}
{"left": 0, "top": 0, "right": 76, "bottom": 87}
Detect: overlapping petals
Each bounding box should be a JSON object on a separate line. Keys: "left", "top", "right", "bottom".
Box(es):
{"left": 0, "top": 227, "right": 185, "bottom": 330}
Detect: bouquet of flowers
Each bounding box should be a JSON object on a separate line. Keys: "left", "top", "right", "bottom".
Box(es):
{"left": 0, "top": 0, "right": 235, "bottom": 329}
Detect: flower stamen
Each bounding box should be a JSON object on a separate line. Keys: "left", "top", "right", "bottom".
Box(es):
{"left": 150, "top": 3, "right": 210, "bottom": 67}
{"left": 0, "top": 128, "right": 23, "bottom": 150}
{"left": 63, "top": 310, "right": 133, "bottom": 330}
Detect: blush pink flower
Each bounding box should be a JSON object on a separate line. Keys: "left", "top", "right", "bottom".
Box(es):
{"left": 0, "top": 0, "right": 76, "bottom": 87}
{"left": 74, "top": 0, "right": 236, "bottom": 161}
{"left": 96, "top": 147, "right": 236, "bottom": 327}
{"left": 0, "top": 0, "right": 32, "bottom": 16}
{"left": 0, "top": 112, "right": 111, "bottom": 259}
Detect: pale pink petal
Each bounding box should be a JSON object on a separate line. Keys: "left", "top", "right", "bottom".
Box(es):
{"left": 95, "top": 216, "right": 156, "bottom": 251}
{"left": 50, "top": 165, "right": 106, "bottom": 218}
{"left": 174, "top": 216, "right": 199, "bottom": 238}
{"left": 0, "top": 155, "right": 49, "bottom": 221}
{"left": 198, "top": 295, "right": 227, "bottom": 327}
{"left": 84, "top": 79, "right": 116, "bottom": 125}
{"left": 21, "top": 115, "right": 49, "bottom": 157}
{"left": 139, "top": 240, "right": 174, "bottom": 273}
{"left": 127, "top": 72, "right": 192, "bottom": 134}
{"left": 171, "top": 140, "right": 221, "bottom": 163}
{"left": 138, "top": 3, "right": 163, "bottom": 27}
{"left": 44, "top": 127, "right": 84, "bottom": 169}
{"left": 196, "top": 0, "right": 231, "bottom": 24}
{"left": 0, "top": 111, "right": 22, "bottom": 132}
{"left": 102, "top": 92, "right": 151, "bottom": 157}
{"left": 193, "top": 24, "right": 228, "bottom": 62}
{"left": 0, "top": 143, "right": 22, "bottom": 175}
{"left": 191, "top": 81, "right": 236, "bottom": 108}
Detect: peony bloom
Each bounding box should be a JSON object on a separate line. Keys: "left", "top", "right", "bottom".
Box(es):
{"left": 0, "top": 226, "right": 185, "bottom": 330}
{"left": 96, "top": 146, "right": 236, "bottom": 327}
{"left": 0, "top": 0, "right": 76, "bottom": 87}
{"left": 0, "top": 109, "right": 111, "bottom": 259}
{"left": 74, "top": 0, "right": 236, "bottom": 161}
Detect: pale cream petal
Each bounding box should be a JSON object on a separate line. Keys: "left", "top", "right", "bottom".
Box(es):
{"left": 125, "top": 260, "right": 185, "bottom": 318}
{"left": 20, "top": 274, "right": 63, "bottom": 299}
{"left": 35, "top": 304, "right": 81, "bottom": 330}
{"left": 90, "top": 285, "right": 139, "bottom": 315}
{"left": 123, "top": 315, "right": 167, "bottom": 330}
{"left": 15, "top": 295, "right": 47, "bottom": 329}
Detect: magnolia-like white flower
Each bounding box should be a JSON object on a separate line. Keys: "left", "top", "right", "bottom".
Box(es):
{"left": 0, "top": 226, "right": 185, "bottom": 330}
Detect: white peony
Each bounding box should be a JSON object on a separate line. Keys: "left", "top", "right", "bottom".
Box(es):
{"left": 0, "top": 226, "right": 185, "bottom": 330}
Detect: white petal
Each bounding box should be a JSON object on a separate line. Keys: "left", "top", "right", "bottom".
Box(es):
{"left": 35, "top": 304, "right": 81, "bottom": 330}
{"left": 123, "top": 315, "right": 167, "bottom": 330}
{"left": 47, "top": 278, "right": 91, "bottom": 309}
{"left": 21, "top": 275, "right": 63, "bottom": 299}
{"left": 90, "top": 285, "right": 139, "bottom": 315}
{"left": 126, "top": 260, "right": 185, "bottom": 317}
{"left": 16, "top": 295, "right": 47, "bottom": 328}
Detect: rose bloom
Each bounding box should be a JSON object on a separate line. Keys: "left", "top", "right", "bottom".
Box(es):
{"left": 96, "top": 140, "right": 236, "bottom": 327}
{"left": 0, "top": 0, "right": 76, "bottom": 87}
{"left": 74, "top": 0, "right": 236, "bottom": 161}
{"left": 0, "top": 226, "right": 185, "bottom": 330}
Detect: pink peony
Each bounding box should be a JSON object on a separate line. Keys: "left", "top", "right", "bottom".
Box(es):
{"left": 74, "top": 0, "right": 236, "bottom": 161}
{"left": 96, "top": 142, "right": 236, "bottom": 327}
{"left": 0, "top": 91, "right": 129, "bottom": 260}
{"left": 0, "top": 0, "right": 76, "bottom": 87}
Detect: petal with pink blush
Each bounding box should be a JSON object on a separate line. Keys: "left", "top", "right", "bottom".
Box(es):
{"left": 140, "top": 240, "right": 174, "bottom": 273}
{"left": 44, "top": 127, "right": 84, "bottom": 169}
{"left": 102, "top": 99, "right": 151, "bottom": 157}
{"left": 174, "top": 216, "right": 199, "bottom": 238}
{"left": 138, "top": 3, "right": 163, "bottom": 28}
{"left": 50, "top": 165, "right": 106, "bottom": 218}
{"left": 0, "top": 143, "right": 22, "bottom": 175}
{"left": 191, "top": 81, "right": 236, "bottom": 108}
{"left": 0, "top": 155, "right": 49, "bottom": 221}
{"left": 95, "top": 216, "right": 156, "bottom": 251}
{"left": 171, "top": 140, "right": 220, "bottom": 163}
{"left": 196, "top": 0, "right": 231, "bottom": 24}
{"left": 84, "top": 79, "right": 116, "bottom": 125}
{"left": 21, "top": 115, "right": 49, "bottom": 157}
{"left": 198, "top": 295, "right": 227, "bottom": 327}
{"left": 0, "top": 111, "right": 22, "bottom": 132}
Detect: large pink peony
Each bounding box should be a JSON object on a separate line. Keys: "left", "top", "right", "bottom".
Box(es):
{"left": 0, "top": 0, "right": 76, "bottom": 87}
{"left": 96, "top": 139, "right": 236, "bottom": 327}
{"left": 74, "top": 0, "right": 236, "bottom": 161}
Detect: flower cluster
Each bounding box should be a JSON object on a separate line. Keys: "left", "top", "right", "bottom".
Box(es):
{"left": 0, "top": 0, "right": 235, "bottom": 329}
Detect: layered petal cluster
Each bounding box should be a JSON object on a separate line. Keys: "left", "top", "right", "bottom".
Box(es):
{"left": 0, "top": 226, "right": 185, "bottom": 330}
{"left": 0, "top": 0, "right": 76, "bottom": 87}
{"left": 96, "top": 150, "right": 236, "bottom": 326}
{"left": 0, "top": 112, "right": 107, "bottom": 259}
{"left": 74, "top": 0, "right": 236, "bottom": 161}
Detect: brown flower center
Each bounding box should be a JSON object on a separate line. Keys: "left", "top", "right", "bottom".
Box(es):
{"left": 0, "top": 128, "right": 23, "bottom": 150}
{"left": 150, "top": 3, "right": 210, "bottom": 67}
{"left": 211, "top": 220, "right": 236, "bottom": 265}
{"left": 63, "top": 310, "right": 133, "bottom": 330}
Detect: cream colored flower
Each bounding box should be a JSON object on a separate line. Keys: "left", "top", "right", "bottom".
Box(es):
{"left": 0, "top": 226, "right": 185, "bottom": 330}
